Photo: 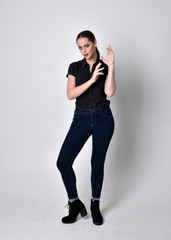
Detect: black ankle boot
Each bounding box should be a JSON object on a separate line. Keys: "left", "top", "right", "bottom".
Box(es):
{"left": 90, "top": 199, "right": 103, "bottom": 225}
{"left": 62, "top": 198, "right": 87, "bottom": 224}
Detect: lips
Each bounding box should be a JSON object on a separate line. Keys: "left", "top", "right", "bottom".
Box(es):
{"left": 84, "top": 54, "right": 88, "bottom": 57}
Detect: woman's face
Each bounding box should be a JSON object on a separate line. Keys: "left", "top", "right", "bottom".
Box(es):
{"left": 76, "top": 37, "right": 97, "bottom": 59}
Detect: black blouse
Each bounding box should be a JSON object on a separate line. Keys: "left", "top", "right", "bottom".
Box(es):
{"left": 66, "top": 56, "right": 110, "bottom": 109}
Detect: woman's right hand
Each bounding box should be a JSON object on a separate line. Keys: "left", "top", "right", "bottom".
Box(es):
{"left": 91, "top": 63, "right": 104, "bottom": 83}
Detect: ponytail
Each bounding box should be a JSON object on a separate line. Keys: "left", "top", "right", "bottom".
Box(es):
{"left": 96, "top": 47, "right": 100, "bottom": 58}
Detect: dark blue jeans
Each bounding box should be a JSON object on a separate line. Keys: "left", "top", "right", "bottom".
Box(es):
{"left": 56, "top": 105, "right": 115, "bottom": 200}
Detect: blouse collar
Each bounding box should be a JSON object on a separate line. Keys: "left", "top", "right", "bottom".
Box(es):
{"left": 82, "top": 55, "right": 101, "bottom": 69}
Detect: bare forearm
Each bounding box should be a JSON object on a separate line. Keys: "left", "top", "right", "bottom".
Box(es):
{"left": 67, "top": 78, "right": 94, "bottom": 100}
{"left": 104, "top": 64, "right": 116, "bottom": 97}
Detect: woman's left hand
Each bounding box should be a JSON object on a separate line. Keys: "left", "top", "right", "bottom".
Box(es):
{"left": 100, "top": 44, "right": 115, "bottom": 67}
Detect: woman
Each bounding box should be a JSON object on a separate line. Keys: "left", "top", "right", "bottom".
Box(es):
{"left": 56, "top": 30, "right": 116, "bottom": 225}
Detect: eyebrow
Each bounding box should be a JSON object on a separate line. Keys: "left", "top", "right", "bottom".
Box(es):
{"left": 78, "top": 43, "right": 90, "bottom": 48}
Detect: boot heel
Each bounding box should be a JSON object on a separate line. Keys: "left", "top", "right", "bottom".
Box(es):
{"left": 80, "top": 207, "right": 87, "bottom": 217}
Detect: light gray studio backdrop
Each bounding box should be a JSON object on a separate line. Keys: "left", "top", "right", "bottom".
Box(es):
{"left": 0, "top": 0, "right": 171, "bottom": 239}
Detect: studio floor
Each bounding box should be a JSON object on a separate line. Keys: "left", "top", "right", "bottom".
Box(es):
{"left": 0, "top": 199, "right": 170, "bottom": 240}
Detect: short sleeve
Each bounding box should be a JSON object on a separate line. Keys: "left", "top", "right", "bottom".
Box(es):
{"left": 66, "top": 62, "right": 76, "bottom": 78}
{"left": 104, "top": 62, "right": 108, "bottom": 76}
{"left": 106, "top": 64, "right": 108, "bottom": 75}
{"left": 101, "top": 60, "right": 108, "bottom": 76}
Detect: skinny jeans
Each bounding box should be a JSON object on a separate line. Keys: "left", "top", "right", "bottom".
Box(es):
{"left": 56, "top": 105, "right": 115, "bottom": 199}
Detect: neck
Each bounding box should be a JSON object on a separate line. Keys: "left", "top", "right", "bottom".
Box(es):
{"left": 86, "top": 52, "right": 98, "bottom": 65}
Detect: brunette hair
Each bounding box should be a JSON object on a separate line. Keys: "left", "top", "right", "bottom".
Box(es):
{"left": 76, "top": 30, "right": 100, "bottom": 57}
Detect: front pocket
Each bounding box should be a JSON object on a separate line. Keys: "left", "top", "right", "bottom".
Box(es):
{"left": 73, "top": 111, "right": 81, "bottom": 119}
{"left": 101, "top": 108, "right": 113, "bottom": 118}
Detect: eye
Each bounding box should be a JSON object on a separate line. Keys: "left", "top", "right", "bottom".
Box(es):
{"left": 86, "top": 45, "right": 89, "bottom": 48}
{"left": 78, "top": 47, "right": 82, "bottom": 50}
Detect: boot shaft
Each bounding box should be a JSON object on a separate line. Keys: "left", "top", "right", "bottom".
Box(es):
{"left": 90, "top": 199, "right": 103, "bottom": 225}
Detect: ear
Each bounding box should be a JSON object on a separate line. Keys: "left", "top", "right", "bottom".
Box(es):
{"left": 94, "top": 39, "right": 97, "bottom": 47}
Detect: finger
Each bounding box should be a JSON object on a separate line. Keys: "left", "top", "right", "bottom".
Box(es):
{"left": 96, "top": 62, "right": 102, "bottom": 67}
{"left": 95, "top": 62, "right": 102, "bottom": 69}
{"left": 107, "top": 45, "right": 111, "bottom": 52}
{"left": 97, "top": 68, "right": 104, "bottom": 73}
{"left": 107, "top": 47, "right": 110, "bottom": 53}
{"left": 98, "top": 67, "right": 104, "bottom": 71}
{"left": 109, "top": 45, "right": 113, "bottom": 52}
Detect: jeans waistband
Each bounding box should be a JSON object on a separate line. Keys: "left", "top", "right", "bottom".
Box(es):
{"left": 75, "top": 105, "right": 110, "bottom": 113}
